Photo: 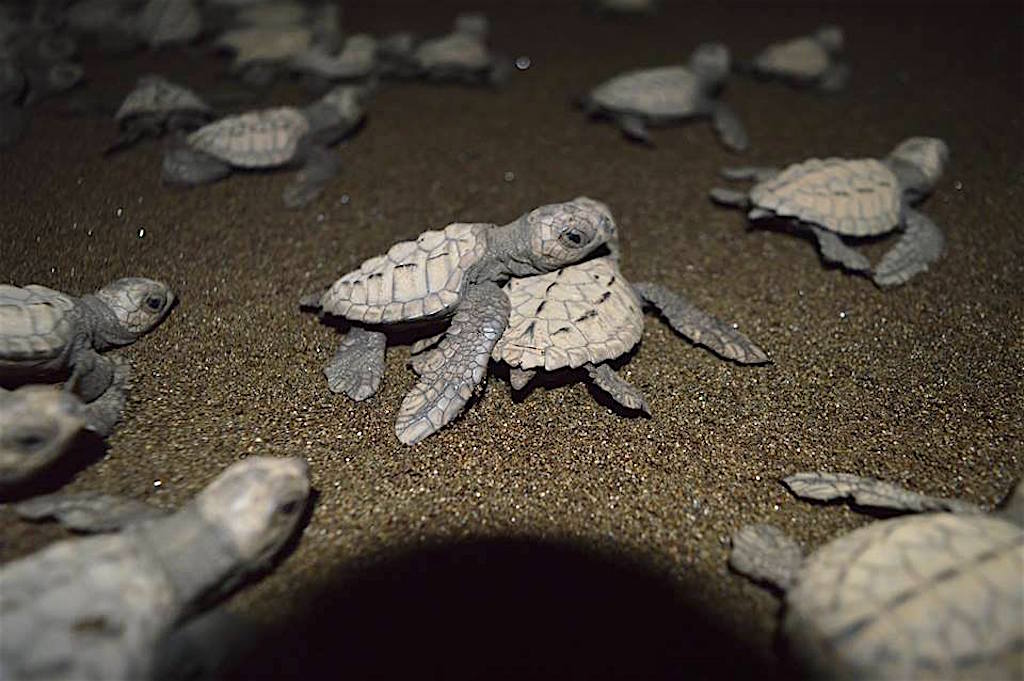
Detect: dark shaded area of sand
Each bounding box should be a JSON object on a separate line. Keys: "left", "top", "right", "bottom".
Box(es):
{"left": 1, "top": 1, "right": 1021, "bottom": 678}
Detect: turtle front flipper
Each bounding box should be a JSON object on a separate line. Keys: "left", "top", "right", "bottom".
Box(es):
{"left": 728, "top": 524, "right": 802, "bottom": 592}
{"left": 81, "top": 355, "right": 132, "bottom": 437}
{"left": 872, "top": 208, "right": 944, "bottom": 288}
{"left": 632, "top": 282, "right": 769, "bottom": 364}
{"left": 508, "top": 367, "right": 535, "bottom": 391}
{"left": 808, "top": 225, "right": 872, "bottom": 273}
{"left": 708, "top": 187, "right": 751, "bottom": 208}
{"left": 586, "top": 363, "right": 649, "bottom": 414}
{"left": 162, "top": 139, "right": 231, "bottom": 186}
{"left": 720, "top": 166, "right": 779, "bottom": 182}
{"left": 818, "top": 62, "right": 850, "bottom": 93}
{"left": 14, "top": 491, "right": 168, "bottom": 533}
{"left": 616, "top": 114, "right": 652, "bottom": 144}
{"left": 282, "top": 145, "right": 341, "bottom": 209}
{"left": 783, "top": 472, "right": 981, "bottom": 514}
{"left": 67, "top": 349, "right": 116, "bottom": 403}
{"left": 394, "top": 281, "right": 509, "bottom": 445}
{"left": 710, "top": 101, "right": 748, "bottom": 152}
{"left": 324, "top": 328, "right": 386, "bottom": 401}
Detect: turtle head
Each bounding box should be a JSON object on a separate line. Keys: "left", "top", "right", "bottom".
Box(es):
{"left": 813, "top": 25, "right": 844, "bottom": 53}
{"left": 0, "top": 386, "right": 85, "bottom": 488}
{"left": 95, "top": 277, "right": 175, "bottom": 340}
{"left": 194, "top": 457, "right": 311, "bottom": 569}
{"left": 524, "top": 196, "right": 617, "bottom": 271}
{"left": 688, "top": 42, "right": 730, "bottom": 86}
{"left": 887, "top": 137, "right": 949, "bottom": 196}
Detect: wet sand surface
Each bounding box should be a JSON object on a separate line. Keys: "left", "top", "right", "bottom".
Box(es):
{"left": 1, "top": 1, "right": 1022, "bottom": 678}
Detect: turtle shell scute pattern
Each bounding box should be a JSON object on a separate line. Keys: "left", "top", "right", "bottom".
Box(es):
{"left": 114, "top": 75, "right": 210, "bottom": 122}
{"left": 320, "top": 223, "right": 489, "bottom": 324}
{"left": 187, "top": 107, "right": 309, "bottom": 168}
{"left": 494, "top": 257, "right": 644, "bottom": 371}
{"left": 754, "top": 37, "right": 830, "bottom": 79}
{"left": 0, "top": 285, "right": 76, "bottom": 361}
{"left": 590, "top": 66, "right": 702, "bottom": 118}
{"left": 750, "top": 158, "right": 902, "bottom": 237}
{"left": 783, "top": 514, "right": 1024, "bottom": 679}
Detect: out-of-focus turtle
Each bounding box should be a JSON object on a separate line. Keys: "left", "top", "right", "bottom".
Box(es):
{"left": 710, "top": 136, "right": 949, "bottom": 287}
{"left": 579, "top": 42, "right": 747, "bottom": 150}
{"left": 479, "top": 255, "right": 768, "bottom": 412}
{"left": 0, "top": 356, "right": 130, "bottom": 491}
{"left": 216, "top": 24, "right": 312, "bottom": 86}
{"left": 235, "top": 0, "right": 307, "bottom": 27}
{"left": 586, "top": 0, "right": 659, "bottom": 15}
{"left": 0, "top": 456, "right": 311, "bottom": 681}
{"left": 290, "top": 33, "right": 378, "bottom": 86}
{"left": 301, "top": 197, "right": 618, "bottom": 445}
{"left": 378, "top": 30, "right": 417, "bottom": 78}
{"left": 162, "top": 84, "right": 366, "bottom": 208}
{"left": 729, "top": 472, "right": 1024, "bottom": 680}
{"left": 107, "top": 74, "right": 212, "bottom": 153}
{"left": 0, "top": 278, "right": 174, "bottom": 402}
{"left": 135, "top": 0, "right": 202, "bottom": 49}
{"left": 739, "top": 25, "right": 849, "bottom": 92}
{"left": 412, "top": 12, "right": 509, "bottom": 86}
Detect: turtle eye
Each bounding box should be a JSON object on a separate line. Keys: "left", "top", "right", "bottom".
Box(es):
{"left": 560, "top": 229, "right": 586, "bottom": 247}
{"left": 145, "top": 296, "right": 164, "bottom": 312}
{"left": 278, "top": 499, "right": 300, "bottom": 516}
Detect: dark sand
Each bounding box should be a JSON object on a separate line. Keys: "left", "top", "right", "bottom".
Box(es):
{"left": 1, "top": 1, "right": 1022, "bottom": 678}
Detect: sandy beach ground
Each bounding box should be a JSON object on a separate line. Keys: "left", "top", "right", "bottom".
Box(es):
{"left": 1, "top": 1, "right": 1021, "bottom": 678}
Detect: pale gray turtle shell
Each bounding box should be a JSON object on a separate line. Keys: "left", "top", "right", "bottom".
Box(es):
{"left": 786, "top": 513, "right": 1023, "bottom": 679}
{"left": 414, "top": 32, "right": 491, "bottom": 71}
{"left": 114, "top": 74, "right": 210, "bottom": 122}
{"left": 589, "top": 66, "right": 704, "bottom": 119}
{"left": 136, "top": 0, "right": 202, "bottom": 48}
{"left": 750, "top": 158, "right": 903, "bottom": 237}
{"left": 217, "top": 25, "right": 313, "bottom": 66}
{"left": 187, "top": 106, "right": 310, "bottom": 168}
{"left": 493, "top": 257, "right": 644, "bottom": 371}
{"left": 320, "top": 223, "right": 490, "bottom": 324}
{"left": 0, "top": 284, "right": 76, "bottom": 364}
{"left": 753, "top": 36, "right": 830, "bottom": 79}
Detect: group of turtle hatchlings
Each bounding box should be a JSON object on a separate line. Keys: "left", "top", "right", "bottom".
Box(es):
{"left": 1, "top": 3, "right": 1011, "bottom": 681}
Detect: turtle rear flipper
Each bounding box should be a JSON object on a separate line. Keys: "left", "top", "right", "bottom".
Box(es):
{"left": 508, "top": 367, "right": 535, "bottom": 391}
{"left": 617, "top": 114, "right": 651, "bottom": 144}
{"left": 632, "top": 282, "right": 769, "bottom": 364}
{"left": 720, "top": 166, "right": 779, "bottom": 182}
{"left": 783, "top": 472, "right": 981, "bottom": 515}
{"left": 872, "top": 208, "right": 944, "bottom": 288}
{"left": 324, "top": 328, "right": 386, "bottom": 401}
{"left": 14, "top": 491, "right": 167, "bottom": 533}
{"left": 587, "top": 363, "right": 649, "bottom": 414}
{"left": 708, "top": 187, "right": 750, "bottom": 208}
{"left": 808, "top": 225, "right": 872, "bottom": 273}
{"left": 81, "top": 355, "right": 132, "bottom": 437}
{"left": 729, "top": 524, "right": 802, "bottom": 592}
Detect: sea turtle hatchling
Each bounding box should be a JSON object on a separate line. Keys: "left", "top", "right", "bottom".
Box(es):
{"left": 0, "top": 278, "right": 174, "bottom": 402}
{"left": 710, "top": 136, "right": 949, "bottom": 287}
{"left": 162, "top": 84, "right": 366, "bottom": 208}
{"left": 729, "top": 472, "right": 1023, "bottom": 680}
{"left": 739, "top": 25, "right": 849, "bottom": 92}
{"left": 301, "top": 197, "right": 617, "bottom": 445}
{"left": 0, "top": 356, "right": 131, "bottom": 492}
{"left": 579, "top": 42, "right": 747, "bottom": 150}
{"left": 106, "top": 74, "right": 212, "bottom": 154}
{"left": 290, "top": 34, "right": 378, "bottom": 87}
{"left": 412, "top": 12, "right": 509, "bottom": 86}
{"left": 478, "top": 255, "right": 768, "bottom": 412}
{"left": 0, "top": 456, "right": 311, "bottom": 681}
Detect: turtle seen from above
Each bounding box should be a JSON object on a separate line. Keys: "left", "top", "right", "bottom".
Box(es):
{"left": 301, "top": 197, "right": 617, "bottom": 444}
{"left": 0, "top": 278, "right": 174, "bottom": 402}
{"left": 729, "top": 472, "right": 1023, "bottom": 680}
{"left": 579, "top": 42, "right": 748, "bottom": 150}
{"left": 710, "top": 136, "right": 949, "bottom": 287}
{"left": 107, "top": 74, "right": 212, "bottom": 154}
{"left": 162, "top": 84, "right": 367, "bottom": 208}
{"left": 738, "top": 25, "right": 849, "bottom": 92}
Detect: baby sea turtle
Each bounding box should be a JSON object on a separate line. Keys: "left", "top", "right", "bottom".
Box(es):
{"left": 0, "top": 456, "right": 311, "bottom": 681}
{"left": 216, "top": 24, "right": 312, "bottom": 86}
{"left": 729, "top": 472, "right": 1023, "bottom": 680}
{"left": 0, "top": 356, "right": 130, "bottom": 491}
{"left": 107, "top": 74, "right": 212, "bottom": 154}
{"left": 710, "top": 137, "right": 949, "bottom": 287}
{"left": 162, "top": 84, "right": 366, "bottom": 208}
{"left": 0, "top": 278, "right": 174, "bottom": 402}
{"left": 301, "top": 197, "right": 617, "bottom": 445}
{"left": 482, "top": 255, "right": 768, "bottom": 412}
{"left": 135, "top": 0, "right": 202, "bottom": 49}
{"left": 412, "top": 13, "right": 508, "bottom": 86}
{"left": 290, "top": 34, "right": 378, "bottom": 86}
{"left": 579, "top": 42, "right": 747, "bottom": 150}
{"left": 740, "top": 25, "right": 849, "bottom": 92}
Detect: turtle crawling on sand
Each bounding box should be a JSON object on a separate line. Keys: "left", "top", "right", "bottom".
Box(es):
{"left": 0, "top": 278, "right": 174, "bottom": 402}
{"left": 107, "top": 74, "right": 212, "bottom": 154}
{"left": 162, "top": 84, "right": 367, "bottom": 208}
{"left": 0, "top": 355, "right": 131, "bottom": 491}
{"left": 729, "top": 472, "right": 1023, "bottom": 680}
{"left": 0, "top": 456, "right": 311, "bottom": 681}
{"left": 579, "top": 42, "right": 747, "bottom": 150}
{"left": 740, "top": 25, "right": 849, "bottom": 92}
{"left": 301, "top": 197, "right": 617, "bottom": 444}
{"left": 412, "top": 12, "right": 509, "bottom": 86}
{"left": 710, "top": 136, "right": 949, "bottom": 287}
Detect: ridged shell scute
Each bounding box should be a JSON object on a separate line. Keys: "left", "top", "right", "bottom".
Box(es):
{"left": 750, "top": 158, "right": 902, "bottom": 236}
{"left": 754, "top": 37, "right": 830, "bottom": 79}
{"left": 0, "top": 285, "right": 76, "bottom": 361}
{"left": 784, "top": 514, "right": 1023, "bottom": 678}
{"left": 187, "top": 107, "right": 309, "bottom": 168}
{"left": 493, "top": 257, "right": 644, "bottom": 371}
{"left": 590, "top": 66, "right": 702, "bottom": 118}
{"left": 321, "top": 223, "right": 489, "bottom": 323}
